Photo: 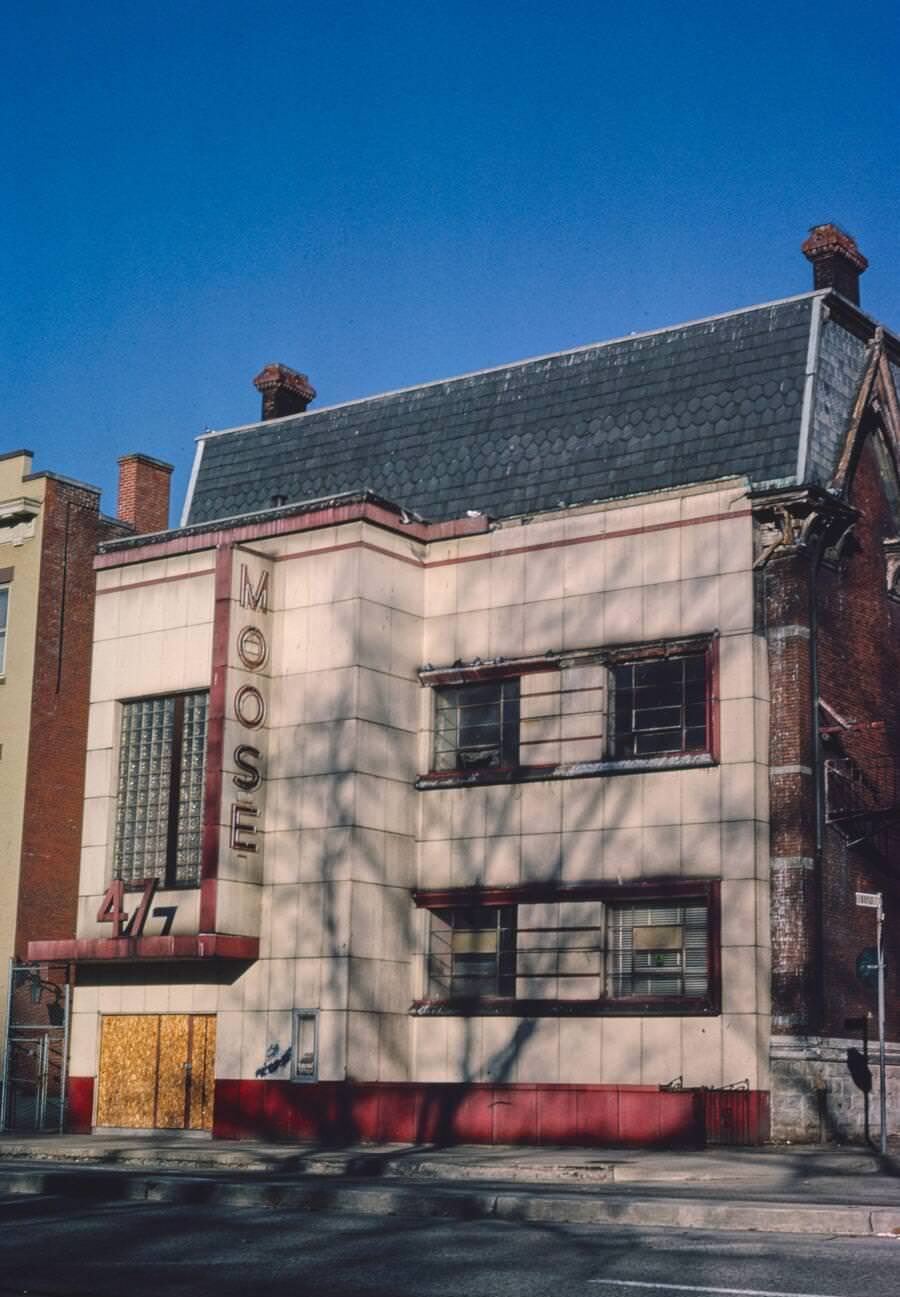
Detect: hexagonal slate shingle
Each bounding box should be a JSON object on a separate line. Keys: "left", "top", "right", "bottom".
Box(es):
{"left": 185, "top": 293, "right": 877, "bottom": 529}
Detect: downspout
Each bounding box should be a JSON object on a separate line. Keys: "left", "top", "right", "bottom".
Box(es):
{"left": 810, "top": 529, "right": 827, "bottom": 1035}
{"left": 800, "top": 297, "right": 828, "bottom": 1034}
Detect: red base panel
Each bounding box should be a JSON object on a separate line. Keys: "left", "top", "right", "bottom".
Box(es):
{"left": 66, "top": 1077, "right": 95, "bottom": 1133}
{"left": 213, "top": 1081, "right": 770, "bottom": 1147}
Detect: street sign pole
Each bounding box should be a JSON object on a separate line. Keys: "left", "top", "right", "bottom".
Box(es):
{"left": 857, "top": 891, "right": 888, "bottom": 1156}
{"left": 877, "top": 895, "right": 887, "bottom": 1157}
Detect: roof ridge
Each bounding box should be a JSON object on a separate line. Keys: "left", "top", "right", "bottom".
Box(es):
{"left": 196, "top": 290, "right": 825, "bottom": 443}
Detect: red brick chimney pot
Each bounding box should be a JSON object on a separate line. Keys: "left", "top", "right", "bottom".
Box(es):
{"left": 253, "top": 363, "right": 317, "bottom": 420}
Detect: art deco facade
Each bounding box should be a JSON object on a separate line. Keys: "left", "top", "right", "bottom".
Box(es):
{"left": 31, "top": 228, "right": 900, "bottom": 1144}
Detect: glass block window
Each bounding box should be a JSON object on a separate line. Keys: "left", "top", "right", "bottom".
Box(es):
{"left": 429, "top": 906, "right": 517, "bottom": 998}
{"left": 113, "top": 691, "right": 208, "bottom": 887}
{"left": 434, "top": 679, "right": 520, "bottom": 771}
{"left": 611, "top": 653, "right": 708, "bottom": 758}
{"left": 607, "top": 902, "right": 709, "bottom": 998}
{"left": 0, "top": 585, "right": 8, "bottom": 675}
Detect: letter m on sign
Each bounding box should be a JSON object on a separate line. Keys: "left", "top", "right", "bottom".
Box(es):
{"left": 240, "top": 564, "right": 269, "bottom": 614}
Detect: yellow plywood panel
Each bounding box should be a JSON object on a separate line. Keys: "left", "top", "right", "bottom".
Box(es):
{"left": 155, "top": 1014, "right": 190, "bottom": 1129}
{"left": 96, "top": 1016, "right": 159, "bottom": 1129}
{"left": 188, "top": 1015, "right": 216, "bottom": 1131}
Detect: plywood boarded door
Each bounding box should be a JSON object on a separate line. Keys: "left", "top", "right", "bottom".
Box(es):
{"left": 95, "top": 1014, "right": 216, "bottom": 1131}
{"left": 186, "top": 1014, "right": 216, "bottom": 1131}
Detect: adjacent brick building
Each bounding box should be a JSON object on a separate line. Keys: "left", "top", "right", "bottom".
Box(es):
{"left": 0, "top": 451, "right": 170, "bottom": 1128}
{"left": 31, "top": 227, "right": 900, "bottom": 1145}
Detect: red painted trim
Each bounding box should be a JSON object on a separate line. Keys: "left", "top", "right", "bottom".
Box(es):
{"left": 410, "top": 998, "right": 717, "bottom": 1017}
{"left": 27, "top": 934, "right": 259, "bottom": 962}
{"left": 200, "top": 544, "right": 232, "bottom": 932}
{"left": 66, "top": 1077, "right": 94, "bottom": 1133}
{"left": 94, "top": 501, "right": 489, "bottom": 570}
{"left": 94, "top": 503, "right": 751, "bottom": 574}
{"left": 212, "top": 1080, "right": 770, "bottom": 1147}
{"left": 96, "top": 568, "right": 216, "bottom": 596}
{"left": 708, "top": 635, "right": 721, "bottom": 764}
{"left": 707, "top": 880, "right": 722, "bottom": 1014}
{"left": 414, "top": 877, "right": 717, "bottom": 910}
{"left": 423, "top": 659, "right": 560, "bottom": 687}
{"left": 416, "top": 754, "right": 717, "bottom": 791}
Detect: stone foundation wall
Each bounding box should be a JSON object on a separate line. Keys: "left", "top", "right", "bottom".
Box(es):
{"left": 771, "top": 1035, "right": 900, "bottom": 1143}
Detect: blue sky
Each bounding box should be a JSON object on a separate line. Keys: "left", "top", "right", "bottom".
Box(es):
{"left": 2, "top": 2, "right": 898, "bottom": 519}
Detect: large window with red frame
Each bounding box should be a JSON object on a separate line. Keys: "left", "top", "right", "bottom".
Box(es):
{"left": 417, "top": 883, "right": 718, "bottom": 1015}
{"left": 422, "top": 639, "right": 713, "bottom": 783}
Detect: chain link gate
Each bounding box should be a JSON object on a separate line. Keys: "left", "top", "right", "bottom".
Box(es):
{"left": 1, "top": 962, "right": 70, "bottom": 1133}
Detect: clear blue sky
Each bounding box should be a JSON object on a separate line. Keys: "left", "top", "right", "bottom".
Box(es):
{"left": 2, "top": 1, "right": 898, "bottom": 519}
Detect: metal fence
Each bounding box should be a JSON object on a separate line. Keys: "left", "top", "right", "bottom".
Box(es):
{"left": 1, "top": 962, "right": 70, "bottom": 1134}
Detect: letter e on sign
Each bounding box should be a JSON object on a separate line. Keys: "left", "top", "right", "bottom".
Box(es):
{"left": 231, "top": 802, "right": 260, "bottom": 852}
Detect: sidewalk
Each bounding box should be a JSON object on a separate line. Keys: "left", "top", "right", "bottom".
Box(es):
{"left": 1, "top": 1134, "right": 898, "bottom": 1237}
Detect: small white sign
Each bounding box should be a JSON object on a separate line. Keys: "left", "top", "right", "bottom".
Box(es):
{"left": 856, "top": 892, "right": 881, "bottom": 908}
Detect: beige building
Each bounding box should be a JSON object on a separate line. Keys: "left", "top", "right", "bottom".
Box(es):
{"left": 0, "top": 450, "right": 135, "bottom": 1133}
{"left": 0, "top": 452, "right": 48, "bottom": 1044}
{"left": 32, "top": 230, "right": 900, "bottom": 1145}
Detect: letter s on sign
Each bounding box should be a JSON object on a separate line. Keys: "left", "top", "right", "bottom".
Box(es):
{"left": 233, "top": 744, "right": 262, "bottom": 792}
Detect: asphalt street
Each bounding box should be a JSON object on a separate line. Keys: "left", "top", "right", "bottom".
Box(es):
{"left": 0, "top": 1194, "right": 898, "bottom": 1297}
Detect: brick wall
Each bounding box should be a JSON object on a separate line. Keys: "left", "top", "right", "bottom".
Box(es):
{"left": 13, "top": 481, "right": 129, "bottom": 957}
{"left": 817, "top": 436, "right": 900, "bottom": 1040}
{"left": 766, "top": 434, "right": 900, "bottom": 1140}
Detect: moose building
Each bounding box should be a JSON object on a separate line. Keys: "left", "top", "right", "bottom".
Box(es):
{"left": 30, "top": 226, "right": 900, "bottom": 1146}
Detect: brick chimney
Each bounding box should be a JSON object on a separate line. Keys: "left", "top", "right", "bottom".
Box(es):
{"left": 801, "top": 223, "right": 868, "bottom": 306}
{"left": 117, "top": 453, "right": 174, "bottom": 534}
{"left": 253, "top": 363, "right": 316, "bottom": 420}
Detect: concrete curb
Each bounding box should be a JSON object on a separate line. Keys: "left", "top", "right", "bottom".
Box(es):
{"left": 1, "top": 1166, "right": 898, "bottom": 1237}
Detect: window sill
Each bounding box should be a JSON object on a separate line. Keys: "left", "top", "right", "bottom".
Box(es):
{"left": 416, "top": 753, "right": 716, "bottom": 791}
{"left": 411, "top": 997, "right": 719, "bottom": 1017}
{"left": 116, "top": 881, "right": 201, "bottom": 893}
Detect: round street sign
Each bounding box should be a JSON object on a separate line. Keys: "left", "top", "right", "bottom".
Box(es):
{"left": 856, "top": 947, "right": 882, "bottom": 989}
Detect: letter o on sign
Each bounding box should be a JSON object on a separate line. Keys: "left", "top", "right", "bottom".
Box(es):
{"left": 237, "top": 624, "right": 268, "bottom": 670}
{"left": 234, "top": 683, "right": 266, "bottom": 729}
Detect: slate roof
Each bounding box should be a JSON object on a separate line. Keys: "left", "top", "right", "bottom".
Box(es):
{"left": 184, "top": 291, "right": 885, "bottom": 529}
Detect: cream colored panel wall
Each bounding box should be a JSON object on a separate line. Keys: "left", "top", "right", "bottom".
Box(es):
{"left": 411, "top": 482, "right": 768, "bottom": 1089}
{"left": 77, "top": 888, "right": 200, "bottom": 940}
{"left": 78, "top": 567, "right": 214, "bottom": 912}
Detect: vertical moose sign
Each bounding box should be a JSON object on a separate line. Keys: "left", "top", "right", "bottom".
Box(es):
{"left": 226, "top": 557, "right": 272, "bottom": 881}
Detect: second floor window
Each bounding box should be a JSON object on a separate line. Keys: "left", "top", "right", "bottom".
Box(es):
{"left": 421, "top": 641, "right": 712, "bottom": 783}
{"left": 434, "top": 679, "right": 520, "bottom": 771}
{"left": 113, "top": 691, "right": 209, "bottom": 888}
{"left": 610, "top": 652, "right": 708, "bottom": 759}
